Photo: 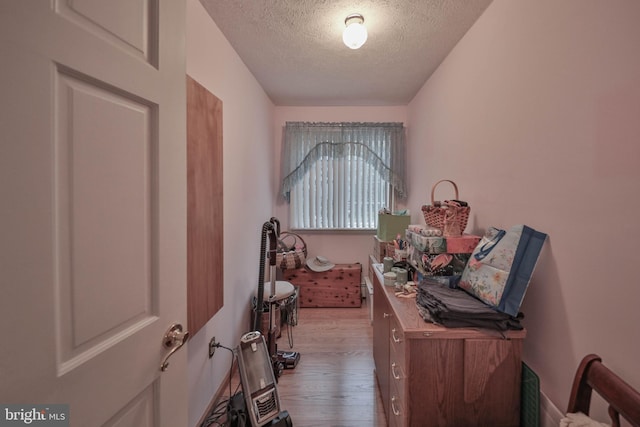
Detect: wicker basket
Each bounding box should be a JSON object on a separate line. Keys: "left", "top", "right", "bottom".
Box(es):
{"left": 421, "top": 180, "right": 470, "bottom": 237}
{"left": 275, "top": 232, "right": 307, "bottom": 270}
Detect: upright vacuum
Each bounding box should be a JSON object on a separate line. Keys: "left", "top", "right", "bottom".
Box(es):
{"left": 267, "top": 217, "right": 300, "bottom": 371}
{"left": 231, "top": 220, "right": 294, "bottom": 427}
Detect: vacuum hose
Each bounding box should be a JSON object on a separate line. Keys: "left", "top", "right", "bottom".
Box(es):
{"left": 253, "top": 221, "right": 278, "bottom": 332}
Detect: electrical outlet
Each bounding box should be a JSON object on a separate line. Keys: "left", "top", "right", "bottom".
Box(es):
{"left": 208, "top": 337, "right": 216, "bottom": 358}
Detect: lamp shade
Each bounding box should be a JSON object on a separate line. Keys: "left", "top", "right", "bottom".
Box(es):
{"left": 343, "top": 14, "right": 367, "bottom": 49}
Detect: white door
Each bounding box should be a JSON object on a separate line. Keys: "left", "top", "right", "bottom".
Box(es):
{"left": 0, "top": 1, "right": 187, "bottom": 425}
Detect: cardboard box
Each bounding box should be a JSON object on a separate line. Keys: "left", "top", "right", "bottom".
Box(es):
{"left": 372, "top": 235, "right": 392, "bottom": 262}
{"left": 377, "top": 213, "right": 411, "bottom": 241}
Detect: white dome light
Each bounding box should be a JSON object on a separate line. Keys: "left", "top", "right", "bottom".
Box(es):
{"left": 342, "top": 14, "right": 368, "bottom": 50}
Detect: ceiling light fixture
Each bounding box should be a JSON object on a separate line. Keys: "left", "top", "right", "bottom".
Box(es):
{"left": 342, "top": 13, "right": 367, "bottom": 50}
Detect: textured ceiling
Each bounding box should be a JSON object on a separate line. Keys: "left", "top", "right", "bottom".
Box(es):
{"left": 200, "top": 0, "right": 493, "bottom": 106}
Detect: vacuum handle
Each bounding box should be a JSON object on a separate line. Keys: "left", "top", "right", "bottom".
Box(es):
{"left": 270, "top": 217, "right": 280, "bottom": 237}
{"left": 268, "top": 226, "right": 278, "bottom": 266}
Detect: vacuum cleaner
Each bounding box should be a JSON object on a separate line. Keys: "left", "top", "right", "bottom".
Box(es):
{"left": 253, "top": 219, "right": 300, "bottom": 377}
{"left": 267, "top": 217, "right": 301, "bottom": 371}
{"left": 229, "top": 219, "right": 300, "bottom": 427}
{"left": 233, "top": 330, "right": 292, "bottom": 427}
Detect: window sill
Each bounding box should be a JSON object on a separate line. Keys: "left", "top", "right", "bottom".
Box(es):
{"left": 289, "top": 228, "right": 376, "bottom": 235}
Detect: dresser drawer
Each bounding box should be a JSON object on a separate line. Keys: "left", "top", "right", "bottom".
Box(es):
{"left": 389, "top": 315, "right": 405, "bottom": 363}
{"left": 389, "top": 336, "right": 406, "bottom": 392}
{"left": 389, "top": 377, "right": 406, "bottom": 427}
{"left": 389, "top": 318, "right": 407, "bottom": 427}
{"left": 389, "top": 327, "right": 406, "bottom": 381}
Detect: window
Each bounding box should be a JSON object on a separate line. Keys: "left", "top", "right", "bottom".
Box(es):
{"left": 281, "top": 122, "right": 406, "bottom": 230}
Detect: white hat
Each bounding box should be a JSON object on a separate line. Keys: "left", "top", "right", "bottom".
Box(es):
{"left": 306, "top": 255, "right": 335, "bottom": 272}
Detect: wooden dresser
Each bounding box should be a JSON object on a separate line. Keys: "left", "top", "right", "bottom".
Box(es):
{"left": 372, "top": 264, "right": 526, "bottom": 427}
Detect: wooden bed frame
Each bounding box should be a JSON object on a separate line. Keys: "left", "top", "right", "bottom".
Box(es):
{"left": 567, "top": 354, "right": 640, "bottom": 427}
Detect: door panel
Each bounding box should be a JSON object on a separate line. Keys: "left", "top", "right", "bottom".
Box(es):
{"left": 0, "top": 1, "right": 187, "bottom": 425}
{"left": 56, "top": 68, "right": 157, "bottom": 372}
{"left": 56, "top": 0, "right": 155, "bottom": 63}
{"left": 103, "top": 384, "right": 157, "bottom": 427}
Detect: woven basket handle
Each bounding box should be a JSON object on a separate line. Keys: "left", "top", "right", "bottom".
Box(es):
{"left": 279, "top": 231, "right": 308, "bottom": 256}
{"left": 290, "top": 232, "right": 307, "bottom": 254}
{"left": 431, "top": 179, "right": 459, "bottom": 204}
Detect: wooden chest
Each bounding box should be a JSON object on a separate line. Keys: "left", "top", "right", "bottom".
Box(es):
{"left": 282, "top": 263, "right": 362, "bottom": 308}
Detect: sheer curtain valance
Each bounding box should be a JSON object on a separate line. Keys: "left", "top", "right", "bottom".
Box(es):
{"left": 280, "top": 122, "right": 407, "bottom": 202}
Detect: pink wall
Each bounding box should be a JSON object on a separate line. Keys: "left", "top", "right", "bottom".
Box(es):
{"left": 187, "top": 0, "right": 640, "bottom": 423}
{"left": 273, "top": 106, "right": 408, "bottom": 270}
{"left": 407, "top": 0, "right": 640, "bottom": 419}
{"left": 186, "top": 0, "right": 276, "bottom": 425}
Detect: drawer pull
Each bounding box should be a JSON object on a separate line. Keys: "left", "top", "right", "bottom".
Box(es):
{"left": 383, "top": 312, "right": 391, "bottom": 318}
{"left": 391, "top": 396, "right": 401, "bottom": 416}
{"left": 391, "top": 362, "right": 401, "bottom": 380}
{"left": 392, "top": 328, "right": 402, "bottom": 343}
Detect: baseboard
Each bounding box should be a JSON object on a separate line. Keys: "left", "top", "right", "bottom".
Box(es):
{"left": 540, "top": 390, "right": 564, "bottom": 427}
{"left": 195, "top": 363, "right": 238, "bottom": 427}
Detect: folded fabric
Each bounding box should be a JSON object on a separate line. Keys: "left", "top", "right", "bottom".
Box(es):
{"left": 421, "top": 275, "right": 461, "bottom": 289}
{"left": 415, "top": 279, "right": 523, "bottom": 331}
{"left": 559, "top": 412, "right": 609, "bottom": 427}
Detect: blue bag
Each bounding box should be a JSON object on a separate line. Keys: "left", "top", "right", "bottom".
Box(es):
{"left": 459, "top": 225, "right": 548, "bottom": 316}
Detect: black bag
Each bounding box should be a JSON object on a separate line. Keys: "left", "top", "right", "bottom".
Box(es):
{"left": 416, "top": 279, "right": 523, "bottom": 331}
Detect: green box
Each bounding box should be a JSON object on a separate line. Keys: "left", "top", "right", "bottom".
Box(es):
{"left": 377, "top": 214, "right": 411, "bottom": 241}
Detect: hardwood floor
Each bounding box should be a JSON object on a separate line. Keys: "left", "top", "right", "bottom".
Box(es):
{"left": 205, "top": 301, "right": 387, "bottom": 427}
{"left": 274, "top": 303, "right": 386, "bottom": 427}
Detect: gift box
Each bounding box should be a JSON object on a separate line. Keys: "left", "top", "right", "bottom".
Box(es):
{"left": 406, "top": 229, "right": 446, "bottom": 254}
{"left": 445, "top": 234, "right": 482, "bottom": 254}
{"left": 377, "top": 213, "right": 410, "bottom": 242}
